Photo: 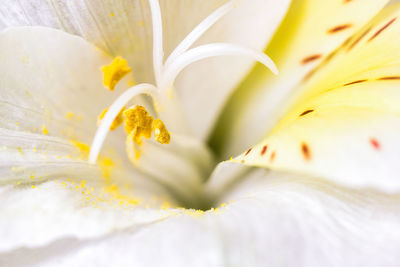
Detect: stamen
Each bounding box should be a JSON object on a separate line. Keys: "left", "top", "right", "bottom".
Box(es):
{"left": 148, "top": 0, "right": 164, "bottom": 85}
{"left": 89, "top": 84, "right": 157, "bottom": 163}
{"left": 161, "top": 42, "right": 278, "bottom": 90}
{"left": 153, "top": 118, "right": 170, "bottom": 144}
{"left": 165, "top": 0, "right": 236, "bottom": 67}
{"left": 124, "top": 106, "right": 171, "bottom": 159}
{"left": 101, "top": 57, "right": 132, "bottom": 91}
{"left": 124, "top": 106, "right": 154, "bottom": 144}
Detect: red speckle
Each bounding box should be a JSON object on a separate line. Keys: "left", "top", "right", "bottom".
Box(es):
{"left": 327, "top": 24, "right": 352, "bottom": 34}
{"left": 369, "top": 138, "right": 380, "bottom": 150}
{"left": 301, "top": 54, "right": 322, "bottom": 65}
{"left": 245, "top": 148, "right": 252, "bottom": 156}
{"left": 343, "top": 79, "right": 368, "bottom": 86}
{"left": 301, "top": 142, "right": 312, "bottom": 161}
{"left": 299, "top": 109, "right": 314, "bottom": 117}
{"left": 261, "top": 145, "right": 268, "bottom": 156}
{"left": 368, "top": 17, "right": 397, "bottom": 42}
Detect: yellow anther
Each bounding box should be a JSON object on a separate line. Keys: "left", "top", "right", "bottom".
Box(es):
{"left": 101, "top": 56, "right": 132, "bottom": 91}
{"left": 98, "top": 107, "right": 125, "bottom": 130}
{"left": 153, "top": 119, "right": 170, "bottom": 144}
{"left": 124, "top": 106, "right": 154, "bottom": 145}
{"left": 123, "top": 105, "right": 170, "bottom": 159}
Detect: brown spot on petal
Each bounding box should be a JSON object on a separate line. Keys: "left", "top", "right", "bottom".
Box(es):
{"left": 368, "top": 18, "right": 397, "bottom": 42}
{"left": 241, "top": 160, "right": 245, "bottom": 164}
{"left": 343, "top": 79, "right": 368, "bottom": 86}
{"left": 261, "top": 145, "right": 268, "bottom": 156}
{"left": 369, "top": 138, "right": 380, "bottom": 150}
{"left": 245, "top": 148, "right": 252, "bottom": 156}
{"left": 301, "top": 54, "right": 322, "bottom": 65}
{"left": 328, "top": 24, "right": 352, "bottom": 34}
{"left": 299, "top": 109, "right": 314, "bottom": 117}
{"left": 301, "top": 142, "right": 311, "bottom": 161}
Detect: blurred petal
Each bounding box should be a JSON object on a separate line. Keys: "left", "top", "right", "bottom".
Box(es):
{"left": 210, "top": 0, "right": 390, "bottom": 157}
{"left": 237, "top": 3, "right": 400, "bottom": 193}
{"left": 4, "top": 171, "right": 400, "bottom": 267}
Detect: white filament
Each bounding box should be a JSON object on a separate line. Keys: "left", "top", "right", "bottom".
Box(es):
{"left": 89, "top": 84, "right": 157, "bottom": 163}
{"left": 165, "top": 0, "right": 236, "bottom": 67}
{"left": 160, "top": 42, "right": 278, "bottom": 90}
{"left": 148, "top": 0, "right": 164, "bottom": 85}
{"left": 89, "top": 0, "right": 279, "bottom": 163}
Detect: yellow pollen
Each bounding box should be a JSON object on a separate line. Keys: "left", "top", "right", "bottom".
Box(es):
{"left": 98, "top": 107, "right": 125, "bottom": 130}
{"left": 124, "top": 106, "right": 154, "bottom": 144}
{"left": 65, "top": 111, "right": 75, "bottom": 120}
{"left": 99, "top": 157, "right": 115, "bottom": 179}
{"left": 42, "top": 125, "right": 49, "bottom": 135}
{"left": 123, "top": 106, "right": 170, "bottom": 159}
{"left": 101, "top": 56, "right": 132, "bottom": 91}
{"left": 153, "top": 119, "right": 170, "bottom": 144}
{"left": 70, "top": 140, "right": 90, "bottom": 159}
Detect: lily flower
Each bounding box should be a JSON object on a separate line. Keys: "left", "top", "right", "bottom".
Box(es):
{"left": 1, "top": 0, "right": 400, "bottom": 266}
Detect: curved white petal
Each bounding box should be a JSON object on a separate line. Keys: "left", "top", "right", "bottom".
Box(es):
{"left": 0, "top": 181, "right": 174, "bottom": 253}
{"left": 3, "top": 171, "right": 400, "bottom": 266}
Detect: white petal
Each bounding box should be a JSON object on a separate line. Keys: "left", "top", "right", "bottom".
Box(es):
{"left": 4, "top": 171, "right": 400, "bottom": 267}
{"left": 0, "top": 181, "right": 173, "bottom": 253}
{"left": 0, "top": 25, "right": 172, "bottom": 211}
{"left": 0, "top": 26, "right": 126, "bottom": 141}
{"left": 0, "top": 26, "right": 126, "bottom": 183}
{"left": 175, "top": 0, "right": 290, "bottom": 139}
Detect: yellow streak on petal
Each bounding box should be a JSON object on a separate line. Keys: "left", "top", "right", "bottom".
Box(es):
{"left": 101, "top": 56, "right": 132, "bottom": 91}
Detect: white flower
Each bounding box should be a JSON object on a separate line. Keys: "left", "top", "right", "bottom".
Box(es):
{"left": 1, "top": 0, "right": 400, "bottom": 266}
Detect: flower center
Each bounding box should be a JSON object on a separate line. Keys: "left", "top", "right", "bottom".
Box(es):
{"left": 89, "top": 0, "right": 278, "bottom": 166}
